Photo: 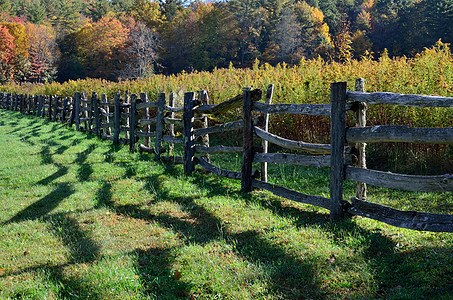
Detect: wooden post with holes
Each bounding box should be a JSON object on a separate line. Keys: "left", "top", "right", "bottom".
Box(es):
{"left": 140, "top": 92, "right": 150, "bottom": 147}
{"left": 6, "top": 93, "right": 11, "bottom": 110}
{"left": 155, "top": 93, "right": 165, "bottom": 159}
{"left": 27, "top": 95, "right": 32, "bottom": 114}
{"left": 261, "top": 84, "right": 274, "bottom": 182}
{"left": 123, "top": 91, "right": 128, "bottom": 139}
{"left": 330, "top": 82, "right": 347, "bottom": 220}
{"left": 168, "top": 93, "right": 176, "bottom": 154}
{"left": 88, "top": 93, "right": 94, "bottom": 131}
{"left": 74, "top": 92, "right": 81, "bottom": 130}
{"left": 32, "top": 95, "right": 37, "bottom": 115}
{"left": 101, "top": 94, "right": 110, "bottom": 135}
{"left": 93, "top": 92, "right": 101, "bottom": 137}
{"left": 199, "top": 90, "right": 210, "bottom": 163}
{"left": 20, "top": 94, "right": 25, "bottom": 114}
{"left": 183, "top": 92, "right": 196, "bottom": 174}
{"left": 62, "top": 97, "right": 69, "bottom": 124}
{"left": 53, "top": 96, "right": 58, "bottom": 121}
{"left": 354, "top": 78, "right": 367, "bottom": 200}
{"left": 241, "top": 87, "right": 254, "bottom": 193}
{"left": 12, "top": 94, "right": 16, "bottom": 111}
{"left": 113, "top": 91, "right": 121, "bottom": 145}
{"left": 37, "top": 95, "right": 43, "bottom": 117}
{"left": 41, "top": 95, "right": 47, "bottom": 118}
{"left": 129, "top": 93, "right": 137, "bottom": 152}
{"left": 47, "top": 95, "right": 52, "bottom": 120}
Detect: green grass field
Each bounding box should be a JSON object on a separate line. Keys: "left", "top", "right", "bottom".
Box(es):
{"left": 0, "top": 109, "right": 452, "bottom": 299}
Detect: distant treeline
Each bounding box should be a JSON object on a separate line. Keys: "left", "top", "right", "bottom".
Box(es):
{"left": 0, "top": 0, "right": 452, "bottom": 83}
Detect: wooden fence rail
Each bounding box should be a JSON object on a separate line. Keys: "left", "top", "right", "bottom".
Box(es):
{"left": 1, "top": 79, "right": 452, "bottom": 232}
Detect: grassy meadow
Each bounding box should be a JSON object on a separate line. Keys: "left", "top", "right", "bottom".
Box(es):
{"left": 1, "top": 103, "right": 453, "bottom": 298}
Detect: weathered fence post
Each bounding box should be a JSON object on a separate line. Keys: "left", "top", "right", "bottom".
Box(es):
{"left": 6, "top": 93, "right": 11, "bottom": 110}
{"left": 41, "top": 96, "right": 47, "bottom": 118}
{"left": 32, "top": 95, "right": 37, "bottom": 115}
{"left": 101, "top": 94, "right": 111, "bottom": 135}
{"left": 20, "top": 94, "right": 25, "bottom": 114}
{"left": 74, "top": 92, "right": 81, "bottom": 130}
{"left": 62, "top": 97, "right": 69, "bottom": 124}
{"left": 69, "top": 97, "right": 76, "bottom": 127}
{"left": 11, "top": 94, "right": 17, "bottom": 111}
{"left": 47, "top": 96, "right": 53, "bottom": 120}
{"left": 36, "top": 95, "right": 42, "bottom": 116}
{"left": 168, "top": 93, "right": 176, "bottom": 154}
{"left": 330, "top": 82, "right": 347, "bottom": 220}
{"left": 183, "top": 92, "right": 196, "bottom": 174}
{"left": 354, "top": 78, "right": 367, "bottom": 201}
{"left": 53, "top": 96, "right": 58, "bottom": 121}
{"left": 140, "top": 93, "right": 150, "bottom": 147}
{"left": 199, "top": 90, "right": 210, "bottom": 163}
{"left": 155, "top": 93, "right": 166, "bottom": 159}
{"left": 27, "top": 95, "right": 32, "bottom": 114}
{"left": 92, "top": 92, "right": 101, "bottom": 137}
{"left": 88, "top": 93, "right": 95, "bottom": 131}
{"left": 241, "top": 87, "right": 254, "bottom": 193}
{"left": 261, "top": 84, "right": 274, "bottom": 182}
{"left": 81, "top": 92, "right": 89, "bottom": 130}
{"left": 113, "top": 91, "right": 121, "bottom": 145}
{"left": 129, "top": 93, "right": 137, "bottom": 152}
{"left": 124, "top": 91, "right": 130, "bottom": 139}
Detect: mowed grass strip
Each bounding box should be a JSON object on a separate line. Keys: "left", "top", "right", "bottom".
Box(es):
{"left": 0, "top": 109, "right": 452, "bottom": 299}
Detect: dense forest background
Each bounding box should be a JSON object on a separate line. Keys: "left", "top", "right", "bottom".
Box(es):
{"left": 0, "top": 0, "right": 452, "bottom": 83}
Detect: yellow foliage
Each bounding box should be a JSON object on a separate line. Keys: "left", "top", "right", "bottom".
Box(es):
{"left": 0, "top": 22, "right": 29, "bottom": 58}
{"left": 128, "top": 0, "right": 165, "bottom": 29}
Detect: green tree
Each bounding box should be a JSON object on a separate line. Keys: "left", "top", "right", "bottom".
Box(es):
{"left": 26, "top": 0, "right": 47, "bottom": 23}
{"left": 161, "top": 2, "right": 240, "bottom": 73}
{"left": 0, "top": 0, "right": 12, "bottom": 14}
{"left": 87, "top": 0, "right": 113, "bottom": 22}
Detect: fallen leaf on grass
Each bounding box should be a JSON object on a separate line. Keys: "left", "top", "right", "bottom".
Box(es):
{"left": 326, "top": 254, "right": 336, "bottom": 263}
{"left": 23, "top": 250, "right": 30, "bottom": 256}
{"left": 174, "top": 270, "right": 182, "bottom": 280}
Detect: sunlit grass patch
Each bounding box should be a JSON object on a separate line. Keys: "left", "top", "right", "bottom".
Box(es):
{"left": 0, "top": 110, "right": 452, "bottom": 299}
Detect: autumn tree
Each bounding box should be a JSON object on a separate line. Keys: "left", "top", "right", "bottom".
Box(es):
{"left": 120, "top": 20, "right": 159, "bottom": 79}
{"left": 0, "top": 22, "right": 30, "bottom": 81}
{"left": 25, "top": 23, "right": 58, "bottom": 82}
{"left": 128, "top": 0, "right": 165, "bottom": 28}
{"left": 333, "top": 20, "right": 352, "bottom": 63}
{"left": 274, "top": 1, "right": 332, "bottom": 63}
{"left": 75, "top": 14, "right": 130, "bottom": 80}
{"left": 0, "top": 24, "right": 15, "bottom": 83}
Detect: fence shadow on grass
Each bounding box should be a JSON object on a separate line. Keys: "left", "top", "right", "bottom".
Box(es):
{"left": 3, "top": 183, "right": 74, "bottom": 224}
{"left": 155, "top": 166, "right": 451, "bottom": 298}
{"left": 92, "top": 173, "right": 323, "bottom": 298}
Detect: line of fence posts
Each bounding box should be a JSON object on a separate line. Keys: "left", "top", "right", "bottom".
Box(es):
{"left": 2, "top": 81, "right": 453, "bottom": 232}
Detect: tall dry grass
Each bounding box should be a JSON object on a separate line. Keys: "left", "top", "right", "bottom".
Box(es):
{"left": 2, "top": 41, "right": 452, "bottom": 173}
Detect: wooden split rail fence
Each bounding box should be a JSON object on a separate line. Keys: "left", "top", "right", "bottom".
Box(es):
{"left": 1, "top": 79, "right": 452, "bottom": 232}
